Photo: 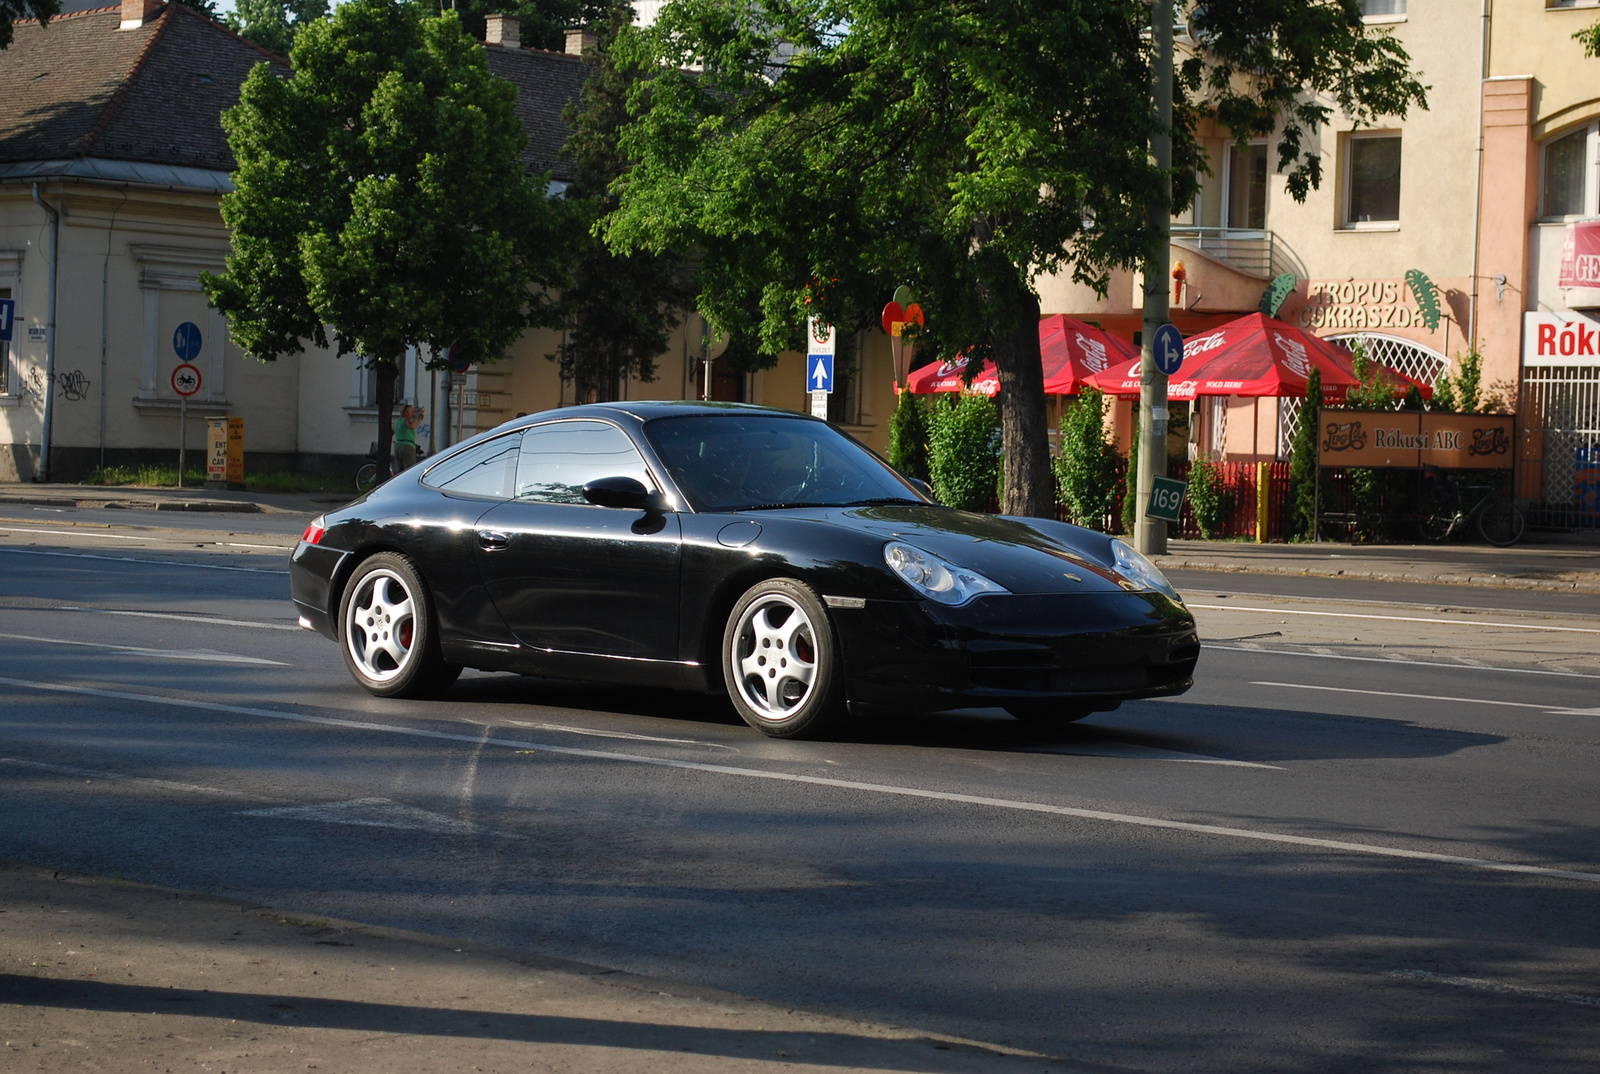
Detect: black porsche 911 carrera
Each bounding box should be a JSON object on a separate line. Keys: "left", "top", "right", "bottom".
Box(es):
{"left": 290, "top": 401, "right": 1198, "bottom": 738}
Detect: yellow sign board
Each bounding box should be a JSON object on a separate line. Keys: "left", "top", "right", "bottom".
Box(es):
{"left": 206, "top": 417, "right": 244, "bottom": 487}
{"left": 1318, "top": 411, "right": 1514, "bottom": 469}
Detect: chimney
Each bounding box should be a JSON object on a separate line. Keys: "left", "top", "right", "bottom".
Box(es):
{"left": 119, "top": 0, "right": 162, "bottom": 29}
{"left": 485, "top": 13, "right": 520, "bottom": 49}
{"left": 564, "top": 27, "right": 596, "bottom": 56}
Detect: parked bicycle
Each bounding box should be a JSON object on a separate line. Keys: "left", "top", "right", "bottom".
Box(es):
{"left": 1417, "top": 470, "right": 1525, "bottom": 546}
{"left": 354, "top": 441, "right": 426, "bottom": 494}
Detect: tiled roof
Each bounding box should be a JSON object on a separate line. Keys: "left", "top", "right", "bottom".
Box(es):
{"left": 483, "top": 45, "right": 588, "bottom": 184}
{"left": 0, "top": 4, "right": 286, "bottom": 171}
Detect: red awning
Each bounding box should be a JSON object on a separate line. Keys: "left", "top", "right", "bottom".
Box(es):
{"left": 905, "top": 315, "right": 1137, "bottom": 397}
{"left": 1084, "top": 312, "right": 1428, "bottom": 403}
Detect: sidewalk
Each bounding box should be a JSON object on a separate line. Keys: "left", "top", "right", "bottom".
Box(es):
{"left": 0, "top": 482, "right": 340, "bottom": 516}
{"left": 0, "top": 862, "right": 1088, "bottom": 1074}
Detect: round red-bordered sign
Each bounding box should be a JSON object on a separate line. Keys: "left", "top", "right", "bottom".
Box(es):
{"left": 171, "top": 363, "right": 202, "bottom": 398}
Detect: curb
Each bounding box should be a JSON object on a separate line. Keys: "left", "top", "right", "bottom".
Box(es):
{"left": 1160, "top": 558, "right": 1600, "bottom": 594}
{"left": 0, "top": 494, "right": 261, "bottom": 513}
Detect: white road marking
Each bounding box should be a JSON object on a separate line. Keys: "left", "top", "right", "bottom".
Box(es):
{"left": 1027, "top": 741, "right": 1283, "bottom": 770}
{"left": 3, "top": 674, "right": 1596, "bottom": 886}
{"left": 1190, "top": 603, "right": 1600, "bottom": 635}
{"left": 1384, "top": 969, "right": 1600, "bottom": 1009}
{"left": 1206, "top": 643, "right": 1600, "bottom": 680}
{"left": 239, "top": 797, "right": 489, "bottom": 836}
{"left": 0, "top": 526, "right": 153, "bottom": 541}
{"left": 61, "top": 607, "right": 302, "bottom": 632}
{"left": 1250, "top": 681, "right": 1597, "bottom": 715}
{"left": 0, "top": 757, "right": 274, "bottom": 800}
{"left": 0, "top": 631, "right": 288, "bottom": 666}
{"left": 503, "top": 719, "right": 741, "bottom": 751}
{"left": 223, "top": 542, "right": 293, "bottom": 551}
{"left": 0, "top": 547, "right": 288, "bottom": 575}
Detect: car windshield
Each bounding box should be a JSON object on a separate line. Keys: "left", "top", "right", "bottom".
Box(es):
{"left": 644, "top": 414, "right": 927, "bottom": 512}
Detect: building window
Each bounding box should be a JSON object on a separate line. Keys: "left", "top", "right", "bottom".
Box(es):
{"left": 1225, "top": 142, "right": 1267, "bottom": 230}
{"left": 1542, "top": 122, "right": 1597, "bottom": 219}
{"left": 1345, "top": 134, "right": 1401, "bottom": 226}
{"left": 1360, "top": 0, "right": 1406, "bottom": 15}
{"left": 0, "top": 287, "right": 10, "bottom": 396}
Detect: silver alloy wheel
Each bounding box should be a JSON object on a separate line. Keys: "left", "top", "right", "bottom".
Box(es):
{"left": 343, "top": 568, "right": 416, "bottom": 683}
{"left": 732, "top": 593, "right": 819, "bottom": 720}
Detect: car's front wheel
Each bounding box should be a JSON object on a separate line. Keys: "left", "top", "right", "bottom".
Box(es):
{"left": 722, "top": 579, "right": 842, "bottom": 738}
{"left": 339, "top": 552, "right": 458, "bottom": 698}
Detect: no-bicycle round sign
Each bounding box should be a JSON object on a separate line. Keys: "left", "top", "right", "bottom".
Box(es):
{"left": 171, "top": 363, "right": 202, "bottom": 398}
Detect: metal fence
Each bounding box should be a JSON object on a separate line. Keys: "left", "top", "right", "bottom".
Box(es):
{"left": 1520, "top": 363, "right": 1600, "bottom": 529}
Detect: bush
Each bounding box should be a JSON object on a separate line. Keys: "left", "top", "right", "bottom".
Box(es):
{"left": 926, "top": 392, "right": 1001, "bottom": 511}
{"left": 1120, "top": 415, "right": 1139, "bottom": 534}
{"left": 1053, "top": 389, "right": 1123, "bottom": 531}
{"left": 1187, "top": 459, "right": 1231, "bottom": 539}
{"left": 1287, "top": 368, "right": 1321, "bottom": 540}
{"left": 1431, "top": 342, "right": 1483, "bottom": 414}
{"left": 887, "top": 390, "right": 931, "bottom": 481}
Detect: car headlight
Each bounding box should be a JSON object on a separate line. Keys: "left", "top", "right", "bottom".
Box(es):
{"left": 883, "top": 541, "right": 1008, "bottom": 606}
{"left": 1111, "top": 539, "right": 1182, "bottom": 602}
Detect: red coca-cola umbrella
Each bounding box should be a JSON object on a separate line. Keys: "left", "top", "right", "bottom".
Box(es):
{"left": 905, "top": 315, "right": 1137, "bottom": 397}
{"left": 1085, "top": 312, "right": 1423, "bottom": 403}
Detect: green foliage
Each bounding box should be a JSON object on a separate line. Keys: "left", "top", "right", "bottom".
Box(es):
{"left": 1121, "top": 415, "right": 1139, "bottom": 535}
{"left": 1186, "top": 460, "right": 1230, "bottom": 540}
{"left": 225, "top": 0, "right": 327, "bottom": 57}
{"left": 1344, "top": 338, "right": 1402, "bottom": 410}
{"left": 1577, "top": 17, "right": 1600, "bottom": 58}
{"left": 0, "top": 0, "right": 59, "bottom": 51}
{"left": 1053, "top": 389, "right": 1122, "bottom": 531}
{"left": 203, "top": 0, "right": 576, "bottom": 467}
{"left": 1431, "top": 342, "right": 1483, "bottom": 414}
{"left": 605, "top": 0, "right": 1426, "bottom": 518}
{"left": 887, "top": 390, "right": 930, "bottom": 482}
{"left": 1287, "top": 369, "right": 1320, "bottom": 540}
{"left": 926, "top": 394, "right": 1000, "bottom": 512}
{"left": 552, "top": 0, "right": 691, "bottom": 401}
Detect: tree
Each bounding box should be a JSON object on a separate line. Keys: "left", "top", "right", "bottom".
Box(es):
{"left": 202, "top": 0, "right": 576, "bottom": 471}
{"left": 1577, "top": 17, "right": 1600, "bottom": 58}
{"left": 435, "top": 0, "right": 609, "bottom": 53}
{"left": 225, "top": 0, "right": 327, "bottom": 57}
{"left": 887, "top": 390, "right": 930, "bottom": 482}
{"left": 1, "top": 0, "right": 57, "bottom": 50}
{"left": 1053, "top": 389, "right": 1122, "bottom": 531}
{"left": 553, "top": 0, "right": 692, "bottom": 402}
{"left": 1287, "top": 369, "right": 1321, "bottom": 540}
{"left": 605, "top": 0, "right": 1427, "bottom": 518}
{"left": 926, "top": 393, "right": 1000, "bottom": 511}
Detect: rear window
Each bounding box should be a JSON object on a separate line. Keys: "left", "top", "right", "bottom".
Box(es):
{"left": 421, "top": 434, "right": 521, "bottom": 499}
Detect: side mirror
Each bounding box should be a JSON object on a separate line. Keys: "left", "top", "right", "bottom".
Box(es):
{"left": 908, "top": 478, "right": 933, "bottom": 500}
{"left": 583, "top": 475, "right": 663, "bottom": 512}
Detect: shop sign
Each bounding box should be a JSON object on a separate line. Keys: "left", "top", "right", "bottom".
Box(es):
{"left": 1558, "top": 220, "right": 1600, "bottom": 288}
{"left": 1318, "top": 411, "right": 1514, "bottom": 469}
{"left": 1298, "top": 279, "right": 1435, "bottom": 332}
{"left": 1523, "top": 310, "right": 1600, "bottom": 366}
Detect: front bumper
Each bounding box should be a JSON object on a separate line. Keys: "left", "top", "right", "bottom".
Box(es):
{"left": 832, "top": 590, "right": 1198, "bottom": 713}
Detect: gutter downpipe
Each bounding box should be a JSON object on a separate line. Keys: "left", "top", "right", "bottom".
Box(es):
{"left": 31, "top": 183, "right": 59, "bottom": 483}
{"left": 1468, "top": 0, "right": 1491, "bottom": 352}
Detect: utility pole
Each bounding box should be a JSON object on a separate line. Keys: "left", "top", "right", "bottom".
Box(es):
{"left": 1134, "top": 0, "right": 1173, "bottom": 556}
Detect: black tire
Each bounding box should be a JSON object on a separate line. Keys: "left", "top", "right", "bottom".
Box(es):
{"left": 722, "top": 578, "right": 843, "bottom": 738}
{"left": 338, "top": 552, "right": 452, "bottom": 698}
{"left": 1477, "top": 501, "right": 1526, "bottom": 547}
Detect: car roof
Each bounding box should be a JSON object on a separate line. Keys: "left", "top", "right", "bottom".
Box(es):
{"left": 502, "top": 400, "right": 823, "bottom": 430}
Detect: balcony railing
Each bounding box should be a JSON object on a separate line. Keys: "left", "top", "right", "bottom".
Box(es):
{"left": 1170, "top": 226, "right": 1299, "bottom": 280}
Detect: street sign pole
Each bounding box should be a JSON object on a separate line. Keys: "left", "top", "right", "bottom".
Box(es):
{"left": 1135, "top": 0, "right": 1174, "bottom": 557}
{"left": 179, "top": 393, "right": 187, "bottom": 487}
{"left": 171, "top": 362, "right": 202, "bottom": 487}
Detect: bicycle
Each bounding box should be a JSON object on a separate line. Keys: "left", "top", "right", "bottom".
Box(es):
{"left": 1417, "top": 471, "right": 1526, "bottom": 547}
{"left": 355, "top": 441, "right": 427, "bottom": 494}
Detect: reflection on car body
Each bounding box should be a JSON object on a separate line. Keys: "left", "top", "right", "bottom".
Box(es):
{"left": 290, "top": 402, "right": 1198, "bottom": 738}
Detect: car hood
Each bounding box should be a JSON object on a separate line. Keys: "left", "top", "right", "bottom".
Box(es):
{"left": 753, "top": 505, "right": 1146, "bottom": 598}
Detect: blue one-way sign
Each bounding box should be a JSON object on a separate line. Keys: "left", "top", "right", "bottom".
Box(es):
{"left": 808, "top": 353, "right": 834, "bottom": 393}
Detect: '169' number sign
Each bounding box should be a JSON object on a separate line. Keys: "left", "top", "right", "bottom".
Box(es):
{"left": 1145, "top": 476, "right": 1187, "bottom": 523}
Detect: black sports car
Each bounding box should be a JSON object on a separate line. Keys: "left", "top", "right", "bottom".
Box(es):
{"left": 290, "top": 401, "right": 1198, "bottom": 738}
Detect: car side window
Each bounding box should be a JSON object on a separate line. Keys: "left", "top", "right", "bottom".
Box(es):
{"left": 515, "top": 420, "right": 653, "bottom": 504}
{"left": 421, "top": 434, "right": 521, "bottom": 499}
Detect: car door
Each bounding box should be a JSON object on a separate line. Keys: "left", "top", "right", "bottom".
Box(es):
{"left": 473, "top": 419, "right": 682, "bottom": 664}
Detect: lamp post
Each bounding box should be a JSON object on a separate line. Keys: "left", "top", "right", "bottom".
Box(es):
{"left": 1134, "top": 0, "right": 1173, "bottom": 556}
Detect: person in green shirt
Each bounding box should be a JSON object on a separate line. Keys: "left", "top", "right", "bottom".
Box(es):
{"left": 394, "top": 403, "right": 423, "bottom": 471}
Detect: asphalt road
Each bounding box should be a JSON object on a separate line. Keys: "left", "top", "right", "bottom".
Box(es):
{"left": 2, "top": 505, "right": 1598, "bottom": 1072}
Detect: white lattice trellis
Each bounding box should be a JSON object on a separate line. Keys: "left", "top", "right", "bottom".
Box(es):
{"left": 1326, "top": 333, "right": 1450, "bottom": 387}
{"left": 1276, "top": 397, "right": 1302, "bottom": 461}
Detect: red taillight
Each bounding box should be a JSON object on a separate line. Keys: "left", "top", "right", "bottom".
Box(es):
{"left": 301, "top": 515, "right": 326, "bottom": 545}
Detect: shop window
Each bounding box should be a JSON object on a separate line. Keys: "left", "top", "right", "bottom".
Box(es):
{"left": 1225, "top": 143, "right": 1267, "bottom": 231}
{"left": 1542, "top": 122, "right": 1597, "bottom": 219}
{"left": 1344, "top": 134, "right": 1401, "bottom": 226}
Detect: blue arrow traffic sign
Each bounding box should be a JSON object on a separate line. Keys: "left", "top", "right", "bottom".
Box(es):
{"left": 173, "top": 321, "right": 203, "bottom": 362}
{"left": 1152, "top": 322, "right": 1183, "bottom": 377}
{"left": 807, "top": 353, "right": 834, "bottom": 393}
{"left": 0, "top": 298, "right": 14, "bottom": 342}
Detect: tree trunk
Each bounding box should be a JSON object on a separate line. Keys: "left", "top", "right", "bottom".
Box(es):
{"left": 374, "top": 358, "right": 399, "bottom": 479}
{"left": 990, "top": 289, "right": 1054, "bottom": 519}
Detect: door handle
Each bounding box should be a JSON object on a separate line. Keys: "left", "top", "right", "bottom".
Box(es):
{"left": 477, "top": 529, "right": 510, "bottom": 551}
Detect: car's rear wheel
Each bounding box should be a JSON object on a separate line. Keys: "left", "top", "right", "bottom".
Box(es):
{"left": 339, "top": 553, "right": 458, "bottom": 698}
{"left": 723, "top": 579, "right": 841, "bottom": 738}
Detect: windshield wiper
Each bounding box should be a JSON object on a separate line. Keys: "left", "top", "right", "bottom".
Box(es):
{"left": 738, "top": 502, "right": 822, "bottom": 511}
